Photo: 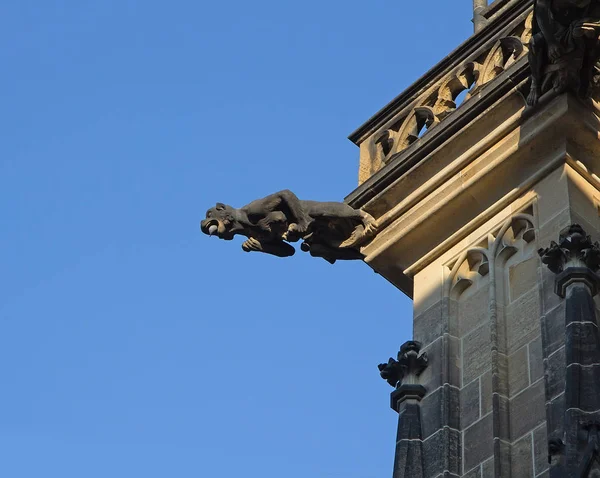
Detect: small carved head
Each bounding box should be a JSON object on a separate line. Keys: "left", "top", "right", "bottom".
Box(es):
{"left": 200, "top": 203, "right": 237, "bottom": 240}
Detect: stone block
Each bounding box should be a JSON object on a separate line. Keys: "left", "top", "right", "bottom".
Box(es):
{"left": 533, "top": 423, "right": 549, "bottom": 476}
{"left": 458, "top": 285, "right": 489, "bottom": 338}
{"left": 498, "top": 440, "right": 512, "bottom": 477}
{"left": 566, "top": 363, "right": 600, "bottom": 411}
{"left": 463, "top": 466, "right": 482, "bottom": 478}
{"left": 497, "top": 394, "right": 510, "bottom": 441}
{"left": 420, "top": 337, "right": 444, "bottom": 391}
{"left": 463, "top": 414, "right": 494, "bottom": 471}
{"left": 420, "top": 385, "right": 460, "bottom": 439}
{"left": 448, "top": 335, "right": 461, "bottom": 388}
{"left": 414, "top": 301, "right": 444, "bottom": 348}
{"left": 423, "top": 427, "right": 461, "bottom": 478}
{"left": 509, "top": 380, "right": 546, "bottom": 440}
{"left": 546, "top": 346, "right": 565, "bottom": 401}
{"left": 529, "top": 335, "right": 544, "bottom": 384}
{"left": 508, "top": 346, "right": 529, "bottom": 397}
{"left": 509, "top": 257, "right": 539, "bottom": 303}
{"left": 535, "top": 168, "right": 569, "bottom": 227}
{"left": 497, "top": 351, "right": 509, "bottom": 397}
{"left": 510, "top": 433, "right": 533, "bottom": 478}
{"left": 461, "top": 377, "right": 480, "bottom": 430}
{"left": 547, "top": 393, "right": 565, "bottom": 435}
{"left": 481, "top": 370, "right": 493, "bottom": 416}
{"left": 414, "top": 259, "right": 444, "bottom": 318}
{"left": 419, "top": 334, "right": 461, "bottom": 390}
{"left": 567, "top": 320, "right": 600, "bottom": 365}
{"left": 463, "top": 323, "right": 491, "bottom": 385}
{"left": 481, "top": 458, "right": 494, "bottom": 478}
{"left": 541, "top": 302, "right": 566, "bottom": 357}
{"left": 506, "top": 289, "right": 541, "bottom": 354}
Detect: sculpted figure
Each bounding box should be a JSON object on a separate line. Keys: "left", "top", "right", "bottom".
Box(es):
{"left": 527, "top": 0, "right": 600, "bottom": 106}
{"left": 200, "top": 190, "right": 377, "bottom": 264}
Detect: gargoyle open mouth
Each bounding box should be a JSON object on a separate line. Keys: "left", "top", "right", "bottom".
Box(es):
{"left": 200, "top": 219, "right": 220, "bottom": 236}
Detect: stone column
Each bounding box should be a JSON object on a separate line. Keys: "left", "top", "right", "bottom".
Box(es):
{"left": 378, "top": 341, "right": 429, "bottom": 478}
{"left": 539, "top": 224, "right": 600, "bottom": 476}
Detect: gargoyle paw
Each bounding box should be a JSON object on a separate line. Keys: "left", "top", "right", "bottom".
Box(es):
{"left": 242, "top": 237, "right": 262, "bottom": 252}
{"left": 283, "top": 223, "right": 308, "bottom": 242}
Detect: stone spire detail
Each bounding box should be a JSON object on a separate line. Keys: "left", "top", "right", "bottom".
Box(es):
{"left": 539, "top": 224, "right": 600, "bottom": 477}
{"left": 378, "top": 341, "right": 428, "bottom": 478}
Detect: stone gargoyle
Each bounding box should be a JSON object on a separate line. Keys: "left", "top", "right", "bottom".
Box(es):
{"left": 527, "top": 0, "right": 600, "bottom": 106}
{"left": 200, "top": 189, "right": 377, "bottom": 264}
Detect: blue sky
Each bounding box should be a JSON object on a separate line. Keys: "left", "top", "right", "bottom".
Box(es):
{"left": 0, "top": 2, "right": 472, "bottom": 477}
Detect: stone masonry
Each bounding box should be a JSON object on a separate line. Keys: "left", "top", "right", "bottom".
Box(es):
{"left": 345, "top": 1, "right": 600, "bottom": 476}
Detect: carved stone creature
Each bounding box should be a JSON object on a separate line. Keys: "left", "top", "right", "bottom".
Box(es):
{"left": 200, "top": 190, "right": 377, "bottom": 264}
{"left": 527, "top": 0, "right": 600, "bottom": 106}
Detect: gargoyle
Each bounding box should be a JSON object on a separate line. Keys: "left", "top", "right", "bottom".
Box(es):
{"left": 527, "top": 0, "right": 600, "bottom": 106}
{"left": 200, "top": 189, "right": 377, "bottom": 264}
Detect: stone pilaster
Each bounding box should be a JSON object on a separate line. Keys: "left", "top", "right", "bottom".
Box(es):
{"left": 539, "top": 224, "right": 600, "bottom": 477}
{"left": 379, "top": 341, "right": 429, "bottom": 478}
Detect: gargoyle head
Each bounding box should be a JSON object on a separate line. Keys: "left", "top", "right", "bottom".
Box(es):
{"left": 200, "top": 203, "right": 237, "bottom": 240}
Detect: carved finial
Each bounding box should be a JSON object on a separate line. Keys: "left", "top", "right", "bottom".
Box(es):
{"left": 378, "top": 341, "right": 428, "bottom": 388}
{"left": 538, "top": 224, "right": 600, "bottom": 274}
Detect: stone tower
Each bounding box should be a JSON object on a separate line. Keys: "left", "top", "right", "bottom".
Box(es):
{"left": 200, "top": 0, "right": 600, "bottom": 476}
{"left": 345, "top": 0, "right": 600, "bottom": 477}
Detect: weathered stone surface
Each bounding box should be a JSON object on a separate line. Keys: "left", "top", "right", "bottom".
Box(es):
{"left": 533, "top": 423, "right": 549, "bottom": 476}
{"left": 481, "top": 458, "right": 494, "bottom": 478}
{"left": 541, "top": 302, "right": 566, "bottom": 357}
{"left": 414, "top": 301, "right": 444, "bottom": 348}
{"left": 421, "top": 385, "right": 460, "bottom": 440}
{"left": 547, "top": 393, "right": 565, "bottom": 435}
{"left": 420, "top": 338, "right": 443, "bottom": 392}
{"left": 497, "top": 394, "right": 511, "bottom": 441}
{"left": 546, "top": 346, "right": 565, "bottom": 401}
{"left": 448, "top": 335, "right": 461, "bottom": 388}
{"left": 461, "top": 378, "right": 480, "bottom": 430}
{"left": 565, "top": 363, "right": 600, "bottom": 411}
{"left": 541, "top": 264, "right": 563, "bottom": 313}
{"left": 509, "top": 380, "right": 546, "bottom": 440}
{"left": 528, "top": 335, "right": 544, "bottom": 384}
{"left": 508, "top": 346, "right": 529, "bottom": 397}
{"left": 463, "top": 465, "right": 482, "bottom": 478}
{"left": 423, "top": 427, "right": 461, "bottom": 478}
{"left": 458, "top": 285, "right": 489, "bottom": 338}
{"left": 511, "top": 432, "right": 533, "bottom": 478}
{"left": 480, "top": 370, "right": 493, "bottom": 417}
{"left": 463, "top": 323, "right": 491, "bottom": 385}
{"left": 506, "top": 290, "right": 541, "bottom": 354}
{"left": 565, "top": 319, "right": 600, "bottom": 366}
{"left": 509, "top": 257, "right": 538, "bottom": 302}
{"left": 464, "top": 414, "right": 493, "bottom": 471}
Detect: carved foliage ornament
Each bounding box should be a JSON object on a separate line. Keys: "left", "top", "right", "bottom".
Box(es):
{"left": 200, "top": 190, "right": 378, "bottom": 264}
{"left": 538, "top": 224, "right": 600, "bottom": 273}
{"left": 378, "top": 341, "right": 428, "bottom": 388}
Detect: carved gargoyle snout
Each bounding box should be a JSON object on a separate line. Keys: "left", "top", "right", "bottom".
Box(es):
{"left": 200, "top": 203, "right": 235, "bottom": 240}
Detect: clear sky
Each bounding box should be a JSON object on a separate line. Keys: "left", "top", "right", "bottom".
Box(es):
{"left": 1, "top": 2, "right": 472, "bottom": 477}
